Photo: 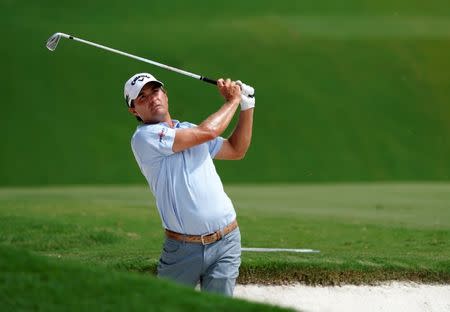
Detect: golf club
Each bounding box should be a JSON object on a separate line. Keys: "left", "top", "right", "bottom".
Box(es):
{"left": 45, "top": 32, "right": 254, "bottom": 97}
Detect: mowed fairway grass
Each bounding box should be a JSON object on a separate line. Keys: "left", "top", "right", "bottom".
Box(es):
{"left": 1, "top": 183, "right": 449, "bottom": 286}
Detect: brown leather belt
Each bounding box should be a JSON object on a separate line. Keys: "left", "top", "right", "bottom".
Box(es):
{"left": 165, "top": 220, "right": 238, "bottom": 245}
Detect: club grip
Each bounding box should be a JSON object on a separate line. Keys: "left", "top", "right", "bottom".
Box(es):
{"left": 200, "top": 76, "right": 217, "bottom": 85}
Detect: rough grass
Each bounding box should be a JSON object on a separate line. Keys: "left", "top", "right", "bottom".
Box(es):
{"left": 1, "top": 184, "right": 448, "bottom": 285}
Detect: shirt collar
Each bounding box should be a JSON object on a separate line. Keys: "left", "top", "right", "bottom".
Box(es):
{"left": 139, "top": 119, "right": 180, "bottom": 128}
{"left": 162, "top": 119, "right": 179, "bottom": 128}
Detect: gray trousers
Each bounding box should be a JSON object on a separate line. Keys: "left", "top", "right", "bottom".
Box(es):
{"left": 157, "top": 227, "right": 241, "bottom": 296}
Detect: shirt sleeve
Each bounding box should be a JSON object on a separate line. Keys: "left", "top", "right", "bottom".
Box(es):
{"left": 134, "top": 125, "right": 176, "bottom": 157}
{"left": 208, "top": 136, "right": 225, "bottom": 158}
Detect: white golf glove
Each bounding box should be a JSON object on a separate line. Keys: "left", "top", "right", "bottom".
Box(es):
{"left": 236, "top": 80, "right": 255, "bottom": 111}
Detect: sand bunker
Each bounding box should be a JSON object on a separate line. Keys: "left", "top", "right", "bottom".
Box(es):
{"left": 234, "top": 282, "right": 450, "bottom": 312}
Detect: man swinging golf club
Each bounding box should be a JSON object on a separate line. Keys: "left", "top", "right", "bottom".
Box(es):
{"left": 124, "top": 72, "right": 255, "bottom": 296}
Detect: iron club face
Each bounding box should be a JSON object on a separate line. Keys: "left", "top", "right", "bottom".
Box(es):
{"left": 46, "top": 33, "right": 62, "bottom": 51}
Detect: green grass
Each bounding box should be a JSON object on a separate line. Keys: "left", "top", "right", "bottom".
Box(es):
{"left": 1, "top": 183, "right": 449, "bottom": 285}
{"left": 0, "top": 245, "right": 289, "bottom": 312}
{"left": 1, "top": 0, "right": 450, "bottom": 185}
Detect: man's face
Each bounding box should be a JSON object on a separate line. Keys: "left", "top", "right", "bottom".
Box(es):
{"left": 129, "top": 82, "right": 169, "bottom": 123}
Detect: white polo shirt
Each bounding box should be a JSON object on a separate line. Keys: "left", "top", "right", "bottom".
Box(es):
{"left": 131, "top": 120, "right": 236, "bottom": 235}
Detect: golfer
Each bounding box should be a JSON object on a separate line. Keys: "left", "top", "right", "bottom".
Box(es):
{"left": 124, "top": 73, "right": 255, "bottom": 296}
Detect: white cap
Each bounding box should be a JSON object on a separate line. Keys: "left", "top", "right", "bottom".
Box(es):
{"left": 124, "top": 73, "right": 164, "bottom": 107}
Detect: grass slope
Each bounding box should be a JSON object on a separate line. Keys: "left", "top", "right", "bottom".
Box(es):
{"left": 0, "top": 184, "right": 448, "bottom": 285}
{"left": 0, "top": 245, "right": 288, "bottom": 311}
{"left": 1, "top": 1, "right": 450, "bottom": 185}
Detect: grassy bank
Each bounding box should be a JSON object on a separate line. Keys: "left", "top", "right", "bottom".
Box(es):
{"left": 2, "top": 1, "right": 450, "bottom": 185}
{"left": 1, "top": 184, "right": 448, "bottom": 285}
{"left": 0, "top": 245, "right": 288, "bottom": 311}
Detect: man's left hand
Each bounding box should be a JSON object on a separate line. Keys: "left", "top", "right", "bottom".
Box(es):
{"left": 236, "top": 81, "right": 255, "bottom": 111}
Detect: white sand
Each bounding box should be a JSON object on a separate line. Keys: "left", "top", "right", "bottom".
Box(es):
{"left": 234, "top": 282, "right": 450, "bottom": 312}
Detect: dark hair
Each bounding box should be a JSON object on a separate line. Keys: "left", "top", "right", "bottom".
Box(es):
{"left": 129, "top": 100, "right": 143, "bottom": 122}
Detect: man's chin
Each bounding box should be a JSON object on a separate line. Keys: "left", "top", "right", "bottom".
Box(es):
{"left": 150, "top": 106, "right": 165, "bottom": 115}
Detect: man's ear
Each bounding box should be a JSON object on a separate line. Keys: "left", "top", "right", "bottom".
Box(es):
{"left": 128, "top": 107, "right": 138, "bottom": 116}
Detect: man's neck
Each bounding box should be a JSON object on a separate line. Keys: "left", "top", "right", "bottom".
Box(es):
{"left": 143, "top": 114, "right": 173, "bottom": 127}
{"left": 162, "top": 114, "right": 174, "bottom": 128}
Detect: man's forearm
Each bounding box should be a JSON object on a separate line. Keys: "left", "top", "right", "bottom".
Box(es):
{"left": 199, "top": 99, "right": 241, "bottom": 138}
{"left": 227, "top": 108, "right": 254, "bottom": 156}
{"left": 172, "top": 99, "right": 241, "bottom": 153}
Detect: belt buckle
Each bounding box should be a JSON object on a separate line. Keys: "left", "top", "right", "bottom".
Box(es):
{"left": 201, "top": 233, "right": 214, "bottom": 245}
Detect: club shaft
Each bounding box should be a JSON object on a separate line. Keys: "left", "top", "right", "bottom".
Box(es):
{"left": 57, "top": 33, "right": 217, "bottom": 85}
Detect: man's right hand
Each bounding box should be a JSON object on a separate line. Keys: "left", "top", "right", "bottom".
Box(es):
{"left": 217, "top": 78, "right": 241, "bottom": 104}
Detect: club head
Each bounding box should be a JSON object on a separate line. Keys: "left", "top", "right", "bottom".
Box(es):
{"left": 46, "top": 33, "right": 61, "bottom": 51}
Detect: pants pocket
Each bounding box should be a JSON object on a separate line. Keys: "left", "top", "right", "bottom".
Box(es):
{"left": 159, "top": 238, "right": 184, "bottom": 266}
{"left": 163, "top": 238, "right": 182, "bottom": 253}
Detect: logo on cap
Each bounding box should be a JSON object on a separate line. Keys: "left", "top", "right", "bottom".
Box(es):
{"left": 131, "top": 74, "right": 151, "bottom": 86}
